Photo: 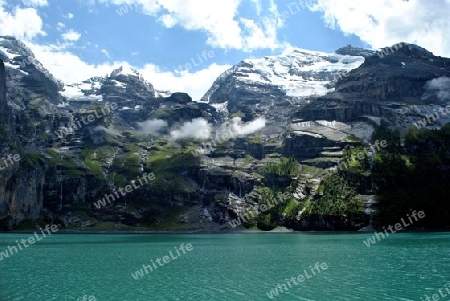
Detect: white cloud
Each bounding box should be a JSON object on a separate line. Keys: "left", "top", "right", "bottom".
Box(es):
{"left": 0, "top": 0, "right": 274, "bottom": 101}
{"left": 424, "top": 77, "right": 450, "bottom": 101}
{"left": 21, "top": 0, "right": 48, "bottom": 7}
{"left": 137, "top": 119, "right": 168, "bottom": 135}
{"left": 170, "top": 116, "right": 266, "bottom": 142}
{"left": 230, "top": 116, "right": 266, "bottom": 135}
{"left": 0, "top": 6, "right": 45, "bottom": 39}
{"left": 27, "top": 41, "right": 229, "bottom": 101}
{"left": 99, "top": 0, "right": 283, "bottom": 51}
{"left": 101, "top": 49, "right": 110, "bottom": 58}
{"left": 62, "top": 30, "right": 81, "bottom": 41}
{"left": 241, "top": 16, "right": 280, "bottom": 50}
{"left": 65, "top": 12, "right": 74, "bottom": 19}
{"left": 311, "top": 0, "right": 450, "bottom": 57}
{"left": 28, "top": 42, "right": 120, "bottom": 83}
{"left": 248, "top": 0, "right": 262, "bottom": 16}
{"left": 56, "top": 22, "right": 65, "bottom": 31}
{"left": 170, "top": 118, "right": 212, "bottom": 140}
{"left": 139, "top": 63, "right": 231, "bottom": 101}
{"left": 159, "top": 14, "right": 177, "bottom": 28}
{"left": 217, "top": 116, "right": 266, "bottom": 139}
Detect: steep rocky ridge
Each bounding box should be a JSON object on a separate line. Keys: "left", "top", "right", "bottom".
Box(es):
{"left": 0, "top": 38, "right": 448, "bottom": 232}
{"left": 298, "top": 44, "right": 450, "bottom": 130}
{"left": 0, "top": 59, "right": 46, "bottom": 230}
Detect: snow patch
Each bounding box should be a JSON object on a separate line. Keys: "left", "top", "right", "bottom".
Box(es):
{"left": 316, "top": 120, "right": 337, "bottom": 128}
{"left": 111, "top": 80, "right": 126, "bottom": 88}
{"left": 236, "top": 48, "right": 365, "bottom": 98}
{"left": 211, "top": 101, "right": 229, "bottom": 115}
{"left": 4, "top": 62, "right": 20, "bottom": 69}
{"left": 113, "top": 65, "right": 139, "bottom": 77}
{"left": 92, "top": 81, "right": 101, "bottom": 89}
{"left": 156, "top": 90, "right": 172, "bottom": 98}
{"left": 0, "top": 46, "right": 18, "bottom": 60}
{"left": 60, "top": 85, "right": 103, "bottom": 101}
{"left": 293, "top": 131, "right": 323, "bottom": 138}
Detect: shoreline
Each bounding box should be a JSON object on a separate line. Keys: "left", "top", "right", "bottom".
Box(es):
{"left": 1, "top": 227, "right": 449, "bottom": 235}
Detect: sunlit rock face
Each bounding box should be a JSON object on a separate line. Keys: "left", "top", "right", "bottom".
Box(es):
{"left": 0, "top": 37, "right": 450, "bottom": 231}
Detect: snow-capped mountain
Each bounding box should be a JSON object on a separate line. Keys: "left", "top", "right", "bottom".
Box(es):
{"left": 60, "top": 65, "right": 176, "bottom": 114}
{"left": 202, "top": 46, "right": 369, "bottom": 104}
{"left": 200, "top": 46, "right": 371, "bottom": 136}
{"left": 0, "top": 36, "right": 63, "bottom": 105}
{"left": 1, "top": 36, "right": 450, "bottom": 232}
{"left": 60, "top": 77, "right": 105, "bottom": 102}
{"left": 61, "top": 65, "right": 157, "bottom": 106}
{"left": 0, "top": 36, "right": 62, "bottom": 86}
{"left": 300, "top": 43, "right": 450, "bottom": 130}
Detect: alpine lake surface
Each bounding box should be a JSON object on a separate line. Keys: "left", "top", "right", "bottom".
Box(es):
{"left": 0, "top": 232, "right": 449, "bottom": 300}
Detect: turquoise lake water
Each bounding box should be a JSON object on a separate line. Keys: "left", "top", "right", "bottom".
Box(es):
{"left": 0, "top": 232, "right": 449, "bottom": 300}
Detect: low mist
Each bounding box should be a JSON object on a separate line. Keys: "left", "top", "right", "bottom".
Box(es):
{"left": 137, "top": 119, "right": 168, "bottom": 136}
{"left": 170, "top": 118, "right": 212, "bottom": 140}
{"left": 424, "top": 76, "right": 450, "bottom": 101}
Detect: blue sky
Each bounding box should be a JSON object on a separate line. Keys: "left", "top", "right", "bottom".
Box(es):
{"left": 31, "top": 0, "right": 366, "bottom": 71}
{"left": 0, "top": 0, "right": 449, "bottom": 100}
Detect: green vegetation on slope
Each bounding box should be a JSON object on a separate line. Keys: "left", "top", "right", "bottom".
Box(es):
{"left": 372, "top": 125, "right": 450, "bottom": 228}
{"left": 311, "top": 174, "right": 364, "bottom": 216}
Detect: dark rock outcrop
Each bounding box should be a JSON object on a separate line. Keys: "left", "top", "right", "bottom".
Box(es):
{"left": 0, "top": 60, "right": 46, "bottom": 230}
{"left": 0, "top": 38, "right": 449, "bottom": 231}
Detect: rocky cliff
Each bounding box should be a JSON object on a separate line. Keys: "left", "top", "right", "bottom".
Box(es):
{"left": 0, "top": 38, "right": 448, "bottom": 231}
{"left": 0, "top": 60, "right": 46, "bottom": 230}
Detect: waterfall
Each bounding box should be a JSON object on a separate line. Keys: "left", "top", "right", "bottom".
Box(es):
{"left": 368, "top": 143, "right": 375, "bottom": 172}
{"left": 357, "top": 141, "right": 377, "bottom": 232}
{"left": 57, "top": 165, "right": 63, "bottom": 211}
{"left": 31, "top": 123, "right": 38, "bottom": 146}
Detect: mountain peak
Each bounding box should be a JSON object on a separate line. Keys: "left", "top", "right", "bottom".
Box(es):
{"left": 335, "top": 44, "right": 375, "bottom": 57}
{"left": 202, "top": 46, "right": 366, "bottom": 103}
{"left": 110, "top": 65, "right": 141, "bottom": 78}
{"left": 0, "top": 36, "right": 34, "bottom": 59}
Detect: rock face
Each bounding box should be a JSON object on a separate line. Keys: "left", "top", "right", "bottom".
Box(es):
{"left": 0, "top": 38, "right": 226, "bottom": 230}
{"left": 0, "top": 36, "right": 64, "bottom": 145}
{"left": 202, "top": 47, "right": 366, "bottom": 130}
{"left": 337, "top": 44, "right": 450, "bottom": 101}
{"left": 0, "top": 167, "right": 45, "bottom": 230}
{"left": 299, "top": 43, "right": 450, "bottom": 131}
{"left": 0, "top": 36, "right": 63, "bottom": 104}
{"left": 62, "top": 66, "right": 222, "bottom": 127}
{"left": 0, "top": 60, "right": 13, "bottom": 134}
{"left": 0, "top": 60, "right": 45, "bottom": 230}
{"left": 0, "top": 60, "right": 7, "bottom": 126}
{"left": 0, "top": 38, "right": 449, "bottom": 231}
